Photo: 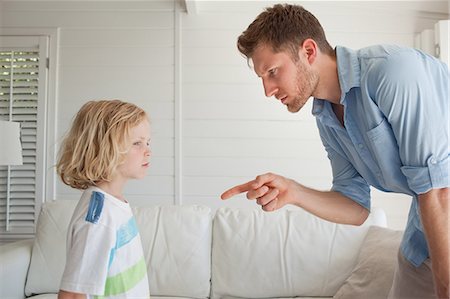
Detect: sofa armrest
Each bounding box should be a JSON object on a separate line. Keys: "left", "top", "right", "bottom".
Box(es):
{"left": 0, "top": 239, "right": 34, "bottom": 299}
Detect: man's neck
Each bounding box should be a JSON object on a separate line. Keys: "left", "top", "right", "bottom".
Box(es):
{"left": 313, "top": 52, "right": 341, "bottom": 105}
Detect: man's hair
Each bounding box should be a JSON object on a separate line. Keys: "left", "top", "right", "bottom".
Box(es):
{"left": 237, "top": 4, "right": 334, "bottom": 60}
{"left": 56, "top": 99, "right": 148, "bottom": 190}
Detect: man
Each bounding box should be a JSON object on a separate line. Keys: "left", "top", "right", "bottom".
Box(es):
{"left": 221, "top": 4, "right": 449, "bottom": 298}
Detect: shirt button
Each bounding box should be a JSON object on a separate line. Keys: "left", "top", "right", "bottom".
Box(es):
{"left": 430, "top": 158, "right": 437, "bottom": 164}
{"left": 358, "top": 143, "right": 364, "bottom": 149}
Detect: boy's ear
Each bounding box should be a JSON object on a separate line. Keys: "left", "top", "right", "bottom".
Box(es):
{"left": 299, "top": 39, "right": 318, "bottom": 64}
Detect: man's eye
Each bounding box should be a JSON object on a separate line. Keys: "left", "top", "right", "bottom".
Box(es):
{"left": 269, "top": 68, "right": 277, "bottom": 76}
{"left": 133, "top": 141, "right": 142, "bottom": 146}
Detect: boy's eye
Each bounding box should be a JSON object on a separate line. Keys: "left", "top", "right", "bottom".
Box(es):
{"left": 268, "top": 68, "right": 277, "bottom": 77}
{"left": 133, "top": 141, "right": 150, "bottom": 147}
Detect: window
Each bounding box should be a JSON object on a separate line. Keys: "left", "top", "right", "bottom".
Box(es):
{"left": 0, "top": 36, "right": 48, "bottom": 242}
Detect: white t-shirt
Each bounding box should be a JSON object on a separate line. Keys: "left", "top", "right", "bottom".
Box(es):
{"left": 60, "top": 186, "right": 150, "bottom": 299}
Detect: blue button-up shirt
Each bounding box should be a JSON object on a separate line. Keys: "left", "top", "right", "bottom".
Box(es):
{"left": 312, "top": 45, "right": 449, "bottom": 266}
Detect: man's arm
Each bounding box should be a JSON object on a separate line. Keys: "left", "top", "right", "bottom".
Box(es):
{"left": 418, "top": 187, "right": 449, "bottom": 298}
{"left": 221, "top": 172, "right": 369, "bottom": 225}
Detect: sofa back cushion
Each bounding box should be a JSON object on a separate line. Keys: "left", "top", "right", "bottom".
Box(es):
{"left": 135, "top": 204, "right": 212, "bottom": 298}
{"left": 211, "top": 207, "right": 387, "bottom": 298}
{"left": 25, "top": 200, "right": 212, "bottom": 299}
{"left": 25, "top": 200, "right": 78, "bottom": 296}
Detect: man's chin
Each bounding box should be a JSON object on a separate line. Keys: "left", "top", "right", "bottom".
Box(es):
{"left": 286, "top": 105, "right": 301, "bottom": 113}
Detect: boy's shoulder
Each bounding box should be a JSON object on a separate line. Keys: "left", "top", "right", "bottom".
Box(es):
{"left": 77, "top": 187, "right": 132, "bottom": 226}
{"left": 85, "top": 190, "right": 105, "bottom": 224}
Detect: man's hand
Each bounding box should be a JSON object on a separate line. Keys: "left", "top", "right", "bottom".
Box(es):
{"left": 221, "top": 172, "right": 368, "bottom": 225}
{"left": 221, "top": 172, "right": 294, "bottom": 211}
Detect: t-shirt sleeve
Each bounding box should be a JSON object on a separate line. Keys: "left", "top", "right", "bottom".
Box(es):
{"left": 60, "top": 219, "right": 115, "bottom": 295}
{"left": 369, "top": 50, "right": 449, "bottom": 194}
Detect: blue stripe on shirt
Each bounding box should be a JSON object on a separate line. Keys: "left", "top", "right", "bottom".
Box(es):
{"left": 108, "top": 217, "right": 139, "bottom": 268}
{"left": 85, "top": 191, "right": 105, "bottom": 224}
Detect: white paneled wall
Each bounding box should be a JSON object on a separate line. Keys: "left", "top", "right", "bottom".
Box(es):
{"left": 179, "top": 1, "right": 448, "bottom": 230}
{"left": 2, "top": 0, "right": 177, "bottom": 205}
{"left": 1, "top": 0, "right": 448, "bottom": 230}
{"left": 181, "top": 8, "right": 329, "bottom": 212}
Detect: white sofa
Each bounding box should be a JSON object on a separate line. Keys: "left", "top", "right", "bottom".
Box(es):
{"left": 0, "top": 200, "right": 402, "bottom": 299}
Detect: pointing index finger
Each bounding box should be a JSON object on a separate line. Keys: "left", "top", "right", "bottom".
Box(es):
{"left": 221, "top": 181, "right": 255, "bottom": 200}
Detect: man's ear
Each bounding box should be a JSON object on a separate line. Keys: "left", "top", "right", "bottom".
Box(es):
{"left": 299, "top": 39, "right": 318, "bottom": 65}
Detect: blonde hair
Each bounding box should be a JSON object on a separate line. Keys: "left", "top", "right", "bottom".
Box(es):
{"left": 56, "top": 99, "right": 148, "bottom": 189}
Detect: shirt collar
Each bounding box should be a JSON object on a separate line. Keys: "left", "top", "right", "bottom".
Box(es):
{"left": 335, "top": 46, "right": 361, "bottom": 103}
{"left": 312, "top": 46, "right": 361, "bottom": 117}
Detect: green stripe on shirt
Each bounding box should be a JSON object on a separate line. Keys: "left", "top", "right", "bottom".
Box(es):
{"left": 95, "top": 257, "right": 148, "bottom": 298}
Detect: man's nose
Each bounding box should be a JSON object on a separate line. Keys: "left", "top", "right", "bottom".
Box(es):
{"left": 263, "top": 79, "right": 278, "bottom": 98}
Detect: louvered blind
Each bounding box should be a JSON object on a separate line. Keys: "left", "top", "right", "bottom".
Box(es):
{"left": 0, "top": 36, "right": 47, "bottom": 241}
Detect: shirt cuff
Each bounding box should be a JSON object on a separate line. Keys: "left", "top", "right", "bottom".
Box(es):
{"left": 401, "top": 155, "right": 450, "bottom": 194}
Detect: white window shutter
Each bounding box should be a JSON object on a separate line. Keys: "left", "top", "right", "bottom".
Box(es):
{"left": 0, "top": 36, "right": 48, "bottom": 242}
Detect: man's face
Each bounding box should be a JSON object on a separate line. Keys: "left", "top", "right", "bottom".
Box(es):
{"left": 251, "top": 44, "right": 319, "bottom": 113}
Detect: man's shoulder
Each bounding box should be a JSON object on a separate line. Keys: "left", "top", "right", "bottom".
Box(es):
{"left": 356, "top": 45, "right": 435, "bottom": 86}
{"left": 357, "top": 45, "right": 440, "bottom": 73}
{"left": 356, "top": 44, "right": 413, "bottom": 59}
{"left": 336, "top": 45, "right": 417, "bottom": 80}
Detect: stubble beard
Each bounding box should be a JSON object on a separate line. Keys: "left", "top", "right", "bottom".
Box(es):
{"left": 287, "top": 61, "right": 319, "bottom": 113}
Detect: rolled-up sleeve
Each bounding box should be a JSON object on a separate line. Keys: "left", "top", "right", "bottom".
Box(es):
{"left": 401, "top": 155, "right": 449, "bottom": 194}
{"left": 371, "top": 50, "right": 449, "bottom": 194}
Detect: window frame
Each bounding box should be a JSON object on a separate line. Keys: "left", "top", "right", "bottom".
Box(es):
{"left": 0, "top": 27, "right": 58, "bottom": 242}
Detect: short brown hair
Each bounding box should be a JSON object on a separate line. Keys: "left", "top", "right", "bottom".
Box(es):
{"left": 237, "top": 4, "right": 333, "bottom": 60}
{"left": 56, "top": 99, "right": 148, "bottom": 189}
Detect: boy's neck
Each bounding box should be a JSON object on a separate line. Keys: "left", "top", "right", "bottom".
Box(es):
{"left": 96, "top": 180, "right": 127, "bottom": 202}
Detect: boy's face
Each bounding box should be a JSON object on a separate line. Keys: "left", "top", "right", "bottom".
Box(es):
{"left": 117, "top": 119, "right": 151, "bottom": 181}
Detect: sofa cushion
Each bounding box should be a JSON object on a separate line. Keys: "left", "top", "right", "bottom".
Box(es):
{"left": 333, "top": 226, "right": 402, "bottom": 299}
{"left": 26, "top": 200, "right": 212, "bottom": 299}
{"left": 222, "top": 297, "right": 331, "bottom": 299}
{"left": 0, "top": 239, "right": 34, "bottom": 299}
{"left": 29, "top": 295, "right": 202, "bottom": 299}
{"left": 135, "top": 204, "right": 212, "bottom": 298}
{"left": 26, "top": 200, "right": 78, "bottom": 297}
{"left": 211, "top": 207, "right": 387, "bottom": 298}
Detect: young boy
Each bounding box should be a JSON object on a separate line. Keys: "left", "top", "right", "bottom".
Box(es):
{"left": 56, "top": 100, "right": 151, "bottom": 299}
